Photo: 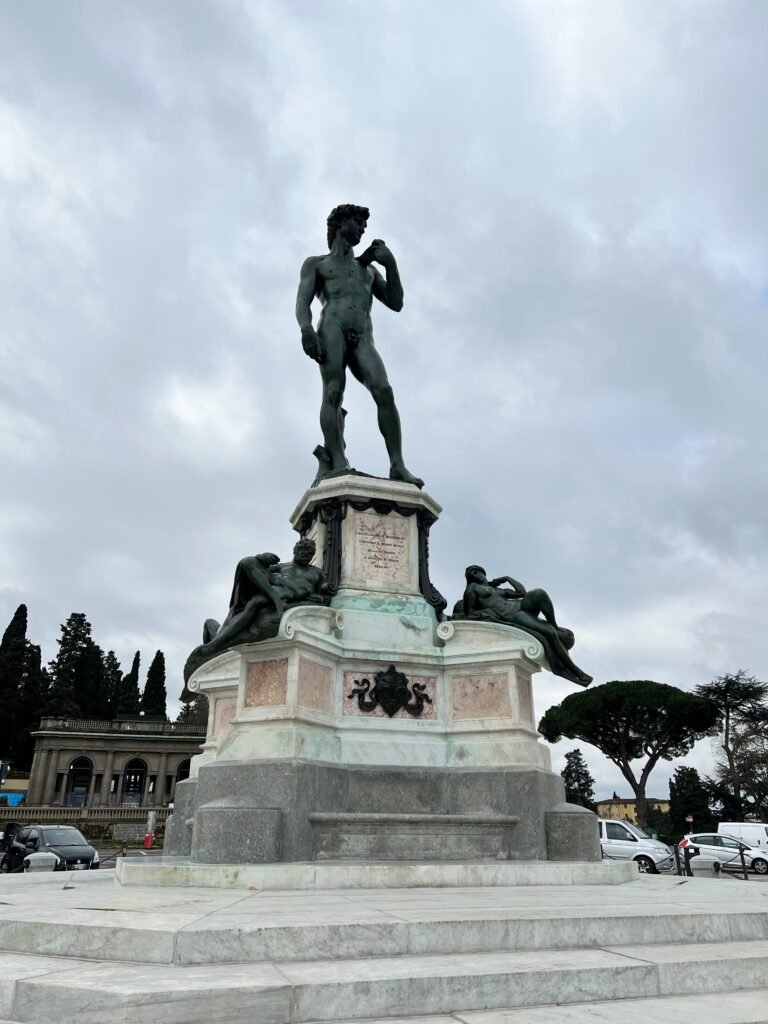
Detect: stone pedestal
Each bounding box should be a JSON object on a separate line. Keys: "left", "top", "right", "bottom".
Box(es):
{"left": 168, "top": 476, "right": 598, "bottom": 864}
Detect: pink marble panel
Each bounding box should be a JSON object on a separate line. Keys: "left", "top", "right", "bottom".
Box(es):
{"left": 297, "top": 658, "right": 333, "bottom": 714}
{"left": 245, "top": 658, "right": 288, "bottom": 708}
{"left": 452, "top": 674, "right": 511, "bottom": 720}
{"left": 343, "top": 670, "right": 437, "bottom": 719}
{"left": 212, "top": 697, "right": 237, "bottom": 737}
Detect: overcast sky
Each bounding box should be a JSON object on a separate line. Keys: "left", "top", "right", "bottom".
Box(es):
{"left": 2, "top": 0, "right": 767, "bottom": 800}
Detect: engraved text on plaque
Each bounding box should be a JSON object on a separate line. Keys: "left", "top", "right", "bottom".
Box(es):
{"left": 351, "top": 511, "right": 411, "bottom": 585}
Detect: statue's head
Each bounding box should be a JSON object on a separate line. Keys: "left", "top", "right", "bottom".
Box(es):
{"left": 327, "top": 204, "right": 369, "bottom": 249}
{"left": 293, "top": 538, "right": 317, "bottom": 566}
{"left": 465, "top": 565, "right": 487, "bottom": 585}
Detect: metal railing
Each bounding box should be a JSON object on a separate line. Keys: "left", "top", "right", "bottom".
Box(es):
{"left": 0, "top": 806, "right": 171, "bottom": 823}
{"left": 36, "top": 718, "right": 204, "bottom": 736}
{"left": 673, "top": 843, "right": 750, "bottom": 879}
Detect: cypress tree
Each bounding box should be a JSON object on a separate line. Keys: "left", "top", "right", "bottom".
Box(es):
{"left": 45, "top": 668, "right": 80, "bottom": 717}
{"left": 668, "top": 765, "right": 715, "bottom": 839}
{"left": 46, "top": 613, "right": 96, "bottom": 717}
{"left": 14, "top": 643, "right": 49, "bottom": 770}
{"left": 142, "top": 651, "right": 167, "bottom": 719}
{"left": 176, "top": 692, "right": 209, "bottom": 727}
{"left": 101, "top": 651, "right": 122, "bottom": 720}
{"left": 0, "top": 604, "right": 28, "bottom": 758}
{"left": 561, "top": 748, "right": 596, "bottom": 811}
{"left": 116, "top": 651, "right": 141, "bottom": 715}
{"left": 78, "top": 641, "right": 105, "bottom": 718}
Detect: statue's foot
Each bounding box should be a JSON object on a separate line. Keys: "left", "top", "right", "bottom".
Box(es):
{"left": 389, "top": 464, "right": 424, "bottom": 488}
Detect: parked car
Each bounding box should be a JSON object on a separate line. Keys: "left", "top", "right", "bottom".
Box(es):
{"left": 679, "top": 832, "right": 768, "bottom": 875}
{"left": 0, "top": 824, "right": 99, "bottom": 873}
{"left": 717, "top": 822, "right": 768, "bottom": 850}
{"left": 598, "top": 818, "right": 675, "bottom": 873}
{"left": 0, "top": 820, "right": 22, "bottom": 853}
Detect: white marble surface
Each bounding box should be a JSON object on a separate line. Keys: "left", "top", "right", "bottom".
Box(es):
{"left": 188, "top": 630, "right": 554, "bottom": 769}
{"left": 303, "top": 990, "right": 768, "bottom": 1023}
{"left": 115, "top": 858, "right": 635, "bottom": 890}
{"left": 1, "top": 872, "right": 767, "bottom": 1023}
{"left": 187, "top": 477, "right": 566, "bottom": 772}
{"left": 289, "top": 475, "right": 442, "bottom": 528}
{"left": 3, "top": 938, "right": 768, "bottom": 1024}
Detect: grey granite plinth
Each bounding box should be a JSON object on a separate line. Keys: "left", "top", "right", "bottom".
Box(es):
{"left": 192, "top": 799, "right": 282, "bottom": 863}
{"left": 164, "top": 758, "right": 599, "bottom": 864}
{"left": 545, "top": 802, "right": 600, "bottom": 861}
{"left": 163, "top": 778, "right": 197, "bottom": 857}
{"left": 309, "top": 812, "right": 520, "bottom": 860}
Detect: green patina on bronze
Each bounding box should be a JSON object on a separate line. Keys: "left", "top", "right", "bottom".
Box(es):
{"left": 183, "top": 539, "right": 331, "bottom": 681}
{"left": 296, "top": 204, "right": 423, "bottom": 488}
{"left": 453, "top": 566, "right": 592, "bottom": 687}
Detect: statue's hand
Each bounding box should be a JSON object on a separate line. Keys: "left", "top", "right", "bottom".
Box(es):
{"left": 301, "top": 326, "right": 325, "bottom": 363}
{"left": 368, "top": 238, "right": 394, "bottom": 267}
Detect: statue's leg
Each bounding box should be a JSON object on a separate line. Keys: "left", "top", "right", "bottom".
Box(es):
{"left": 318, "top": 322, "right": 349, "bottom": 471}
{"left": 513, "top": 610, "right": 589, "bottom": 683}
{"left": 520, "top": 588, "right": 559, "bottom": 627}
{"left": 521, "top": 589, "right": 575, "bottom": 649}
{"left": 203, "top": 618, "right": 221, "bottom": 644}
{"left": 349, "top": 338, "right": 423, "bottom": 487}
{"left": 203, "top": 597, "right": 268, "bottom": 654}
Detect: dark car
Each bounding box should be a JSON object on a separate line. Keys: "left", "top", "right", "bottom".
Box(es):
{"left": 0, "top": 820, "right": 22, "bottom": 853}
{"left": 0, "top": 824, "right": 99, "bottom": 873}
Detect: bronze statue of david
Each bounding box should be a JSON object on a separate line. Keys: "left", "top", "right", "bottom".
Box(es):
{"left": 296, "top": 204, "right": 423, "bottom": 488}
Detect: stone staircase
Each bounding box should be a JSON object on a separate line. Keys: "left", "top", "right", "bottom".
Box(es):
{"left": 0, "top": 867, "right": 767, "bottom": 1022}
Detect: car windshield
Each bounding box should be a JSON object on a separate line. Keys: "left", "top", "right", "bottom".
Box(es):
{"left": 623, "top": 822, "right": 651, "bottom": 840}
{"left": 719, "top": 835, "right": 745, "bottom": 848}
{"left": 41, "top": 828, "right": 88, "bottom": 846}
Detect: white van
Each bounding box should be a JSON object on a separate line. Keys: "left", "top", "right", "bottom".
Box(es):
{"left": 598, "top": 818, "right": 675, "bottom": 874}
{"left": 718, "top": 822, "right": 768, "bottom": 849}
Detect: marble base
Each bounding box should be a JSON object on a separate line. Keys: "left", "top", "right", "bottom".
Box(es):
{"left": 166, "top": 759, "right": 598, "bottom": 864}
{"left": 116, "top": 857, "right": 634, "bottom": 889}
{"left": 185, "top": 611, "right": 552, "bottom": 774}
{"left": 176, "top": 475, "right": 595, "bottom": 866}
{"left": 309, "top": 812, "right": 521, "bottom": 861}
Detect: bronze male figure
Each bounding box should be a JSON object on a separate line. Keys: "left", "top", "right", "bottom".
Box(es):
{"left": 296, "top": 204, "right": 423, "bottom": 488}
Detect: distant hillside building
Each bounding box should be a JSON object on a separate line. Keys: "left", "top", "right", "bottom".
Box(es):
{"left": 595, "top": 795, "right": 670, "bottom": 824}
{"left": 25, "top": 716, "right": 205, "bottom": 807}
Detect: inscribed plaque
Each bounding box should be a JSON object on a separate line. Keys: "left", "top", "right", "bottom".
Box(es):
{"left": 351, "top": 510, "right": 411, "bottom": 585}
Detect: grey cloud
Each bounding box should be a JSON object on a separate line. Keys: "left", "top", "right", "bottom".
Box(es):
{"left": 1, "top": 0, "right": 766, "bottom": 809}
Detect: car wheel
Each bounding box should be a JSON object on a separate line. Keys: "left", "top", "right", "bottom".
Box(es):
{"left": 0, "top": 857, "right": 9, "bottom": 873}
{"left": 752, "top": 858, "right": 768, "bottom": 875}
{"left": 635, "top": 856, "right": 656, "bottom": 874}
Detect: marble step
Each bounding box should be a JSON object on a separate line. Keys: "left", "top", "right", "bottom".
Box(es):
{"left": 1, "top": 897, "right": 766, "bottom": 965}
{"left": 307, "top": 988, "right": 768, "bottom": 1023}
{"left": 115, "top": 858, "right": 635, "bottom": 889}
{"left": 4, "top": 939, "right": 768, "bottom": 1024}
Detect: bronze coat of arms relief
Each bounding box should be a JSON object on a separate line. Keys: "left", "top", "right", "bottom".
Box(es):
{"left": 347, "top": 665, "right": 433, "bottom": 718}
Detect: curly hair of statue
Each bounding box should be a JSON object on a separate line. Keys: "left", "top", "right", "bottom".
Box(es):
{"left": 326, "top": 204, "right": 370, "bottom": 248}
